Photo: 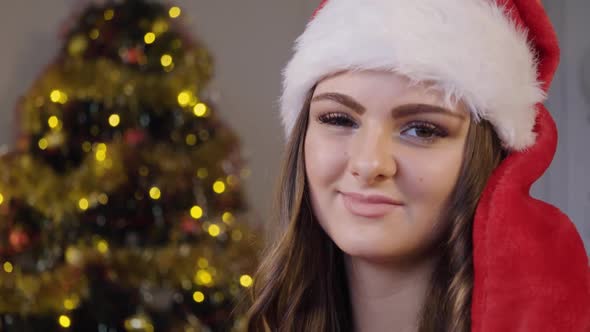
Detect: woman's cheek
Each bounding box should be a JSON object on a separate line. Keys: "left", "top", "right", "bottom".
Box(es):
{"left": 397, "top": 149, "right": 457, "bottom": 200}
{"left": 409, "top": 150, "right": 464, "bottom": 215}
{"left": 305, "top": 132, "right": 349, "bottom": 185}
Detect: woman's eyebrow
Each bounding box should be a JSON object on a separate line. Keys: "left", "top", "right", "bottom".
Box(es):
{"left": 311, "top": 92, "right": 366, "bottom": 114}
{"left": 393, "top": 104, "right": 466, "bottom": 120}
{"left": 312, "top": 92, "right": 464, "bottom": 120}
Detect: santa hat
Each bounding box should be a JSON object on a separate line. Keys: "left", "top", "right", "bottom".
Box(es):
{"left": 280, "top": 0, "right": 590, "bottom": 330}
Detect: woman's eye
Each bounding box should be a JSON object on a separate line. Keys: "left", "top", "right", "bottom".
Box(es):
{"left": 401, "top": 122, "right": 448, "bottom": 142}
{"left": 317, "top": 112, "right": 358, "bottom": 128}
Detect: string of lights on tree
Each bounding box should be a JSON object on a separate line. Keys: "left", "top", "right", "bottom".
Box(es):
{"left": 0, "top": 1, "right": 260, "bottom": 331}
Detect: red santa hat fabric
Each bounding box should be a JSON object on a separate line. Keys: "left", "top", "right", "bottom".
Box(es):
{"left": 280, "top": 0, "right": 590, "bottom": 330}
{"left": 282, "top": 0, "right": 544, "bottom": 151}
{"left": 471, "top": 1, "right": 590, "bottom": 331}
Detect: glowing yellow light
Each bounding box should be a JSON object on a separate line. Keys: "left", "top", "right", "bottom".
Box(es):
{"left": 108, "top": 114, "right": 120, "bottom": 127}
{"left": 208, "top": 224, "right": 220, "bottom": 237}
{"left": 64, "top": 300, "right": 75, "bottom": 311}
{"left": 222, "top": 212, "right": 234, "bottom": 224}
{"left": 0, "top": 193, "right": 4, "bottom": 205}
{"left": 38, "top": 138, "right": 48, "bottom": 150}
{"left": 104, "top": 9, "right": 115, "bottom": 20}
{"left": 50, "top": 90, "right": 62, "bottom": 102}
{"left": 177, "top": 90, "right": 193, "bottom": 107}
{"left": 98, "top": 193, "right": 108, "bottom": 205}
{"left": 197, "top": 258, "right": 208, "bottom": 269}
{"left": 48, "top": 116, "right": 59, "bottom": 129}
{"left": 96, "top": 240, "right": 109, "bottom": 254}
{"left": 240, "top": 275, "right": 253, "bottom": 288}
{"left": 65, "top": 246, "right": 82, "bottom": 265}
{"left": 64, "top": 295, "right": 80, "bottom": 310}
{"left": 190, "top": 206, "right": 203, "bottom": 219}
{"left": 95, "top": 150, "right": 106, "bottom": 162}
{"left": 59, "top": 94, "right": 68, "bottom": 104}
{"left": 185, "top": 134, "right": 197, "bottom": 146}
{"left": 193, "top": 291, "right": 205, "bottom": 303}
{"left": 197, "top": 168, "right": 208, "bottom": 179}
{"left": 144, "top": 32, "right": 156, "bottom": 44}
{"left": 89, "top": 29, "right": 100, "bottom": 40}
{"left": 193, "top": 103, "right": 208, "bottom": 117}
{"left": 149, "top": 187, "right": 161, "bottom": 200}
{"left": 195, "top": 270, "right": 212, "bottom": 285}
{"left": 161, "top": 54, "right": 173, "bottom": 67}
{"left": 68, "top": 35, "right": 88, "bottom": 56}
{"left": 94, "top": 143, "right": 107, "bottom": 161}
{"left": 82, "top": 141, "right": 92, "bottom": 152}
{"left": 58, "top": 315, "right": 71, "bottom": 328}
{"left": 169, "top": 6, "right": 181, "bottom": 18}
{"left": 3, "top": 262, "right": 13, "bottom": 273}
{"left": 78, "top": 198, "right": 89, "bottom": 211}
{"left": 213, "top": 181, "right": 226, "bottom": 194}
{"left": 50, "top": 90, "right": 68, "bottom": 104}
{"left": 64, "top": 299, "right": 75, "bottom": 310}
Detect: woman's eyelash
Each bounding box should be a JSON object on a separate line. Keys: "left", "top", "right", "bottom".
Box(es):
{"left": 317, "top": 112, "right": 357, "bottom": 128}
{"left": 401, "top": 121, "right": 448, "bottom": 141}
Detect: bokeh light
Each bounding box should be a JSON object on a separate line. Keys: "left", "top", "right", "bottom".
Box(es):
{"left": 169, "top": 6, "right": 181, "bottom": 18}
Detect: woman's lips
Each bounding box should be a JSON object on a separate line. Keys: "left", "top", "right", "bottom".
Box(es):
{"left": 340, "top": 191, "right": 403, "bottom": 218}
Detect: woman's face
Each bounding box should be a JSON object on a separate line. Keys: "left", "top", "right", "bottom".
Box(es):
{"left": 304, "top": 70, "right": 471, "bottom": 263}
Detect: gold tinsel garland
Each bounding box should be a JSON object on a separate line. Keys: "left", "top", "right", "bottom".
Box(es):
{"left": 0, "top": 125, "right": 245, "bottom": 223}
{"left": 0, "top": 213, "right": 259, "bottom": 317}
{"left": 0, "top": 142, "right": 127, "bottom": 222}
{"left": 20, "top": 51, "right": 213, "bottom": 136}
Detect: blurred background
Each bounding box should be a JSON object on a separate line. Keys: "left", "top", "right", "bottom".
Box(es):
{"left": 0, "top": 0, "right": 587, "bottom": 290}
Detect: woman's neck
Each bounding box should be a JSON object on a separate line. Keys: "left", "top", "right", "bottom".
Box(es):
{"left": 344, "top": 255, "right": 436, "bottom": 332}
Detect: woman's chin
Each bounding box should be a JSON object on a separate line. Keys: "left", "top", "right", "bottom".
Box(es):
{"left": 335, "top": 238, "right": 404, "bottom": 263}
{"left": 331, "top": 232, "right": 429, "bottom": 266}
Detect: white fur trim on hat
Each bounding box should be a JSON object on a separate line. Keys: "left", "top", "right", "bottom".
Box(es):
{"left": 280, "top": 0, "right": 545, "bottom": 151}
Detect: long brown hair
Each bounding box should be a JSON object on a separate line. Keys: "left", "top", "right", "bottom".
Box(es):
{"left": 246, "top": 89, "right": 505, "bottom": 331}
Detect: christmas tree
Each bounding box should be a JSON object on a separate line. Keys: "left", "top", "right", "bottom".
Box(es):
{"left": 0, "top": 1, "right": 259, "bottom": 331}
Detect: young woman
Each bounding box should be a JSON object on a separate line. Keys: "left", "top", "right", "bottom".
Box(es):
{"left": 247, "top": 1, "right": 590, "bottom": 331}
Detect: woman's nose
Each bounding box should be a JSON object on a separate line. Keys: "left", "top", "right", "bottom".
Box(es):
{"left": 349, "top": 124, "right": 397, "bottom": 185}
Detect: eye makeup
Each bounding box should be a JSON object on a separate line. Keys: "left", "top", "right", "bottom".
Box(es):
{"left": 317, "top": 112, "right": 357, "bottom": 128}
{"left": 400, "top": 120, "right": 449, "bottom": 144}
{"left": 315, "top": 110, "right": 451, "bottom": 145}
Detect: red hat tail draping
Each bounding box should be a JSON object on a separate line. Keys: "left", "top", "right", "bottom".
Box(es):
{"left": 472, "top": 105, "right": 590, "bottom": 331}
{"left": 471, "top": 1, "right": 590, "bottom": 331}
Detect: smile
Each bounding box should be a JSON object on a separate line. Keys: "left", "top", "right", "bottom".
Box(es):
{"left": 340, "top": 191, "right": 403, "bottom": 218}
